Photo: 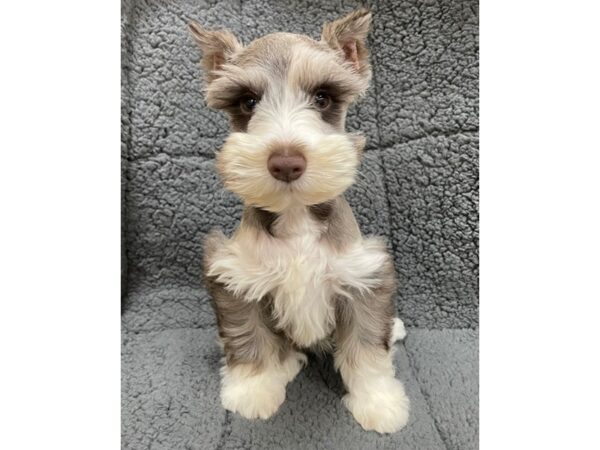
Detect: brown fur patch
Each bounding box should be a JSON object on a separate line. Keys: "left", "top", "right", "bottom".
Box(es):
{"left": 203, "top": 230, "right": 290, "bottom": 370}
{"left": 334, "top": 253, "right": 397, "bottom": 363}
{"left": 242, "top": 207, "right": 279, "bottom": 236}
{"left": 309, "top": 200, "right": 334, "bottom": 222}
{"left": 319, "top": 197, "right": 362, "bottom": 250}
{"left": 321, "top": 8, "right": 372, "bottom": 81}
{"left": 189, "top": 23, "right": 243, "bottom": 82}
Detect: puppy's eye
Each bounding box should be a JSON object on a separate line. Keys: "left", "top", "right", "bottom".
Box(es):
{"left": 240, "top": 94, "right": 258, "bottom": 114}
{"left": 314, "top": 90, "right": 331, "bottom": 110}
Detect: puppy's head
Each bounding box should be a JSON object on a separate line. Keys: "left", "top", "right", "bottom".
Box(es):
{"left": 190, "top": 9, "right": 372, "bottom": 212}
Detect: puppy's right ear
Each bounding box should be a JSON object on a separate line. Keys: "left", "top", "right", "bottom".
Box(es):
{"left": 188, "top": 22, "right": 242, "bottom": 82}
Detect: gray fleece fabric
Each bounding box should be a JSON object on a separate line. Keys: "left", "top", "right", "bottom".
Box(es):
{"left": 121, "top": 0, "right": 479, "bottom": 448}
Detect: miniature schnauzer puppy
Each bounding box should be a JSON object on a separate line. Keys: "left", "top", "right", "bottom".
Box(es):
{"left": 190, "top": 8, "right": 410, "bottom": 433}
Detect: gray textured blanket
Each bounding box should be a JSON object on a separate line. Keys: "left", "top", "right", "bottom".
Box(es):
{"left": 121, "top": 1, "right": 479, "bottom": 448}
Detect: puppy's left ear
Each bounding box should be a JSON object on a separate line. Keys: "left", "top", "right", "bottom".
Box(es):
{"left": 321, "top": 8, "right": 372, "bottom": 78}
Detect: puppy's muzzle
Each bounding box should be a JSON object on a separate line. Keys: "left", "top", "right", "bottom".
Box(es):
{"left": 267, "top": 152, "right": 306, "bottom": 182}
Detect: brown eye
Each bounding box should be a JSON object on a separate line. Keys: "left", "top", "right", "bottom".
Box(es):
{"left": 240, "top": 94, "right": 258, "bottom": 114}
{"left": 314, "top": 90, "right": 330, "bottom": 109}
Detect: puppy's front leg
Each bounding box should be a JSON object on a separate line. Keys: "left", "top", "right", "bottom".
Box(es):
{"left": 334, "top": 280, "right": 410, "bottom": 433}
{"left": 207, "top": 280, "right": 305, "bottom": 420}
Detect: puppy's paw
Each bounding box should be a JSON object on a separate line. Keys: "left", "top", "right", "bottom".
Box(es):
{"left": 221, "top": 371, "right": 286, "bottom": 420}
{"left": 281, "top": 350, "right": 307, "bottom": 383}
{"left": 391, "top": 317, "right": 407, "bottom": 343}
{"left": 343, "top": 377, "right": 410, "bottom": 433}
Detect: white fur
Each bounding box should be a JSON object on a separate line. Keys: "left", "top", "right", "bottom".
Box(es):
{"left": 218, "top": 131, "right": 358, "bottom": 213}
{"left": 208, "top": 207, "right": 390, "bottom": 347}
{"left": 337, "top": 346, "right": 410, "bottom": 433}
{"left": 250, "top": 87, "right": 332, "bottom": 144}
{"left": 221, "top": 350, "right": 307, "bottom": 419}
{"left": 391, "top": 317, "right": 407, "bottom": 343}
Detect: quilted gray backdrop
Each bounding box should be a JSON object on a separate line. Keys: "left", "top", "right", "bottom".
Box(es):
{"left": 122, "top": 1, "right": 479, "bottom": 448}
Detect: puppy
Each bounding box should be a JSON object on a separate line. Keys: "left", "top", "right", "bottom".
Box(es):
{"left": 190, "top": 8, "right": 410, "bottom": 433}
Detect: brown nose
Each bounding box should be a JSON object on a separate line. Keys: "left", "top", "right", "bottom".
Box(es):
{"left": 267, "top": 153, "right": 306, "bottom": 182}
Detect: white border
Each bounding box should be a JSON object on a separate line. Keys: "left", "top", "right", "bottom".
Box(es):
{"left": 482, "top": 1, "right": 600, "bottom": 448}
{"left": 1, "top": 2, "right": 120, "bottom": 449}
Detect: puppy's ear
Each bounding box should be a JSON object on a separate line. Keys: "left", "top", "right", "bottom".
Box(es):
{"left": 321, "top": 8, "right": 372, "bottom": 77}
{"left": 188, "top": 22, "right": 242, "bottom": 82}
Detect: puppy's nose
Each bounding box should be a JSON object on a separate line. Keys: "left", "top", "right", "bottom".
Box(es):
{"left": 267, "top": 153, "right": 306, "bottom": 182}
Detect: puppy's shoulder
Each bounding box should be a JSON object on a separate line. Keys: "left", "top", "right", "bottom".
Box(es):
{"left": 316, "top": 196, "right": 362, "bottom": 250}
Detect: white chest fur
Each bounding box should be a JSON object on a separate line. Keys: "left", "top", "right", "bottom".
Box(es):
{"left": 207, "top": 207, "right": 388, "bottom": 347}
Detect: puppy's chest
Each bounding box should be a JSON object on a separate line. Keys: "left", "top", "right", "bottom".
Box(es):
{"left": 210, "top": 213, "right": 336, "bottom": 346}
{"left": 253, "top": 223, "right": 337, "bottom": 346}
{"left": 208, "top": 210, "right": 387, "bottom": 347}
